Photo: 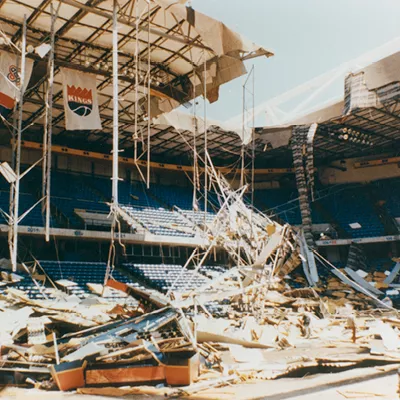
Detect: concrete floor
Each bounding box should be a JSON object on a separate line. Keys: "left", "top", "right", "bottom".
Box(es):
{"left": 1, "top": 365, "right": 399, "bottom": 400}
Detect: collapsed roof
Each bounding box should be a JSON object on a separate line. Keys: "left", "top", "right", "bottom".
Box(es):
{"left": 0, "top": 0, "right": 272, "bottom": 153}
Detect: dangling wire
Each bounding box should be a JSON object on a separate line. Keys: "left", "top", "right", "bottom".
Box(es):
{"left": 192, "top": 68, "right": 199, "bottom": 212}
{"left": 203, "top": 50, "right": 208, "bottom": 225}
{"left": 133, "top": 0, "right": 139, "bottom": 162}
{"left": 146, "top": 0, "right": 151, "bottom": 189}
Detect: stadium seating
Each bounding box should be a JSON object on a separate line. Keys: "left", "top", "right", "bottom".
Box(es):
{"left": 254, "top": 188, "right": 302, "bottom": 225}
{"left": 0, "top": 267, "right": 56, "bottom": 300}
{"left": 374, "top": 178, "right": 400, "bottom": 219}
{"left": 1, "top": 167, "right": 398, "bottom": 240}
{"left": 122, "top": 263, "right": 210, "bottom": 293}
{"left": 252, "top": 183, "right": 389, "bottom": 238}
{"left": 39, "top": 260, "right": 140, "bottom": 301}
{"left": 0, "top": 190, "right": 57, "bottom": 227}
{"left": 317, "top": 185, "right": 385, "bottom": 238}
{"left": 122, "top": 205, "right": 195, "bottom": 237}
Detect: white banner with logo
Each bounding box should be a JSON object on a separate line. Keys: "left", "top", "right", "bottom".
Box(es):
{"left": 0, "top": 50, "right": 34, "bottom": 118}
{"left": 60, "top": 68, "right": 102, "bottom": 130}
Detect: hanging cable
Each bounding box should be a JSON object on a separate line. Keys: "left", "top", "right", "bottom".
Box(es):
{"left": 103, "top": 0, "right": 120, "bottom": 294}
{"left": 146, "top": 0, "right": 151, "bottom": 189}
{"left": 133, "top": 1, "right": 139, "bottom": 162}
{"left": 203, "top": 51, "right": 208, "bottom": 225}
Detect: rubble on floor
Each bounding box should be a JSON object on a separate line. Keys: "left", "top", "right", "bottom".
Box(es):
{"left": 1, "top": 257, "right": 400, "bottom": 398}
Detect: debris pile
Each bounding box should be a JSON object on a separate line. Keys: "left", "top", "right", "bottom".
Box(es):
{"left": 1, "top": 258, "right": 400, "bottom": 398}
{"left": 1, "top": 164, "right": 400, "bottom": 398}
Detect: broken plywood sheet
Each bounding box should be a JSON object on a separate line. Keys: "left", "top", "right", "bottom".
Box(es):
{"left": 254, "top": 230, "right": 283, "bottom": 267}
{"left": 87, "top": 283, "right": 128, "bottom": 298}
{"left": 77, "top": 386, "right": 170, "bottom": 397}
{"left": 229, "top": 344, "right": 265, "bottom": 363}
{"left": 63, "top": 342, "right": 106, "bottom": 362}
{"left": 195, "top": 315, "right": 275, "bottom": 349}
{"left": 373, "top": 321, "right": 400, "bottom": 351}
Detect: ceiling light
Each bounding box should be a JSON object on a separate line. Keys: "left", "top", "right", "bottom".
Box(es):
{"left": 26, "top": 44, "right": 34, "bottom": 53}
{"left": 343, "top": 134, "right": 349, "bottom": 140}
{"left": 35, "top": 43, "right": 51, "bottom": 58}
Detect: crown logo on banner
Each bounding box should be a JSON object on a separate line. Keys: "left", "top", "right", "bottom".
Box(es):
{"left": 67, "top": 85, "right": 93, "bottom": 117}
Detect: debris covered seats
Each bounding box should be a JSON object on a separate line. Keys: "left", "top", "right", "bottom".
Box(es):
{"left": 39, "top": 261, "right": 140, "bottom": 300}
{"left": 122, "top": 263, "right": 210, "bottom": 293}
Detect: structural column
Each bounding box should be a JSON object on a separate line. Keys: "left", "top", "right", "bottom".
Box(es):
{"left": 291, "top": 124, "right": 317, "bottom": 247}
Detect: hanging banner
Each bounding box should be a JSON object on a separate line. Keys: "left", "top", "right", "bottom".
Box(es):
{"left": 0, "top": 50, "right": 34, "bottom": 118}
{"left": 60, "top": 68, "right": 102, "bottom": 130}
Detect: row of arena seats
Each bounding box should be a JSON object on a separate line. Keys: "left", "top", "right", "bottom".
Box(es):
{"left": 4, "top": 259, "right": 397, "bottom": 302}
{"left": 0, "top": 191, "right": 58, "bottom": 227}
{"left": 256, "top": 180, "right": 400, "bottom": 239}
{"left": 49, "top": 171, "right": 215, "bottom": 236}
{"left": 374, "top": 178, "right": 400, "bottom": 219}
{"left": 39, "top": 260, "right": 141, "bottom": 301}
{"left": 0, "top": 266, "right": 58, "bottom": 300}
{"left": 122, "top": 263, "right": 214, "bottom": 293}
{"left": 1, "top": 168, "right": 399, "bottom": 239}
{"left": 122, "top": 206, "right": 195, "bottom": 238}
{"left": 317, "top": 185, "right": 385, "bottom": 238}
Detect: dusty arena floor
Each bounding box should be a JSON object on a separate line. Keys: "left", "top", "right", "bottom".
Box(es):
{"left": 1, "top": 365, "right": 398, "bottom": 400}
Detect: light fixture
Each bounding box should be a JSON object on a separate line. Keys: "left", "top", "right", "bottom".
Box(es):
{"left": 84, "top": 59, "right": 91, "bottom": 67}
{"left": 35, "top": 43, "right": 51, "bottom": 58}
{"left": 102, "top": 63, "right": 109, "bottom": 72}
{"left": 343, "top": 134, "right": 349, "bottom": 140}
{"left": 94, "top": 63, "right": 101, "bottom": 70}
{"left": 26, "top": 44, "right": 34, "bottom": 53}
